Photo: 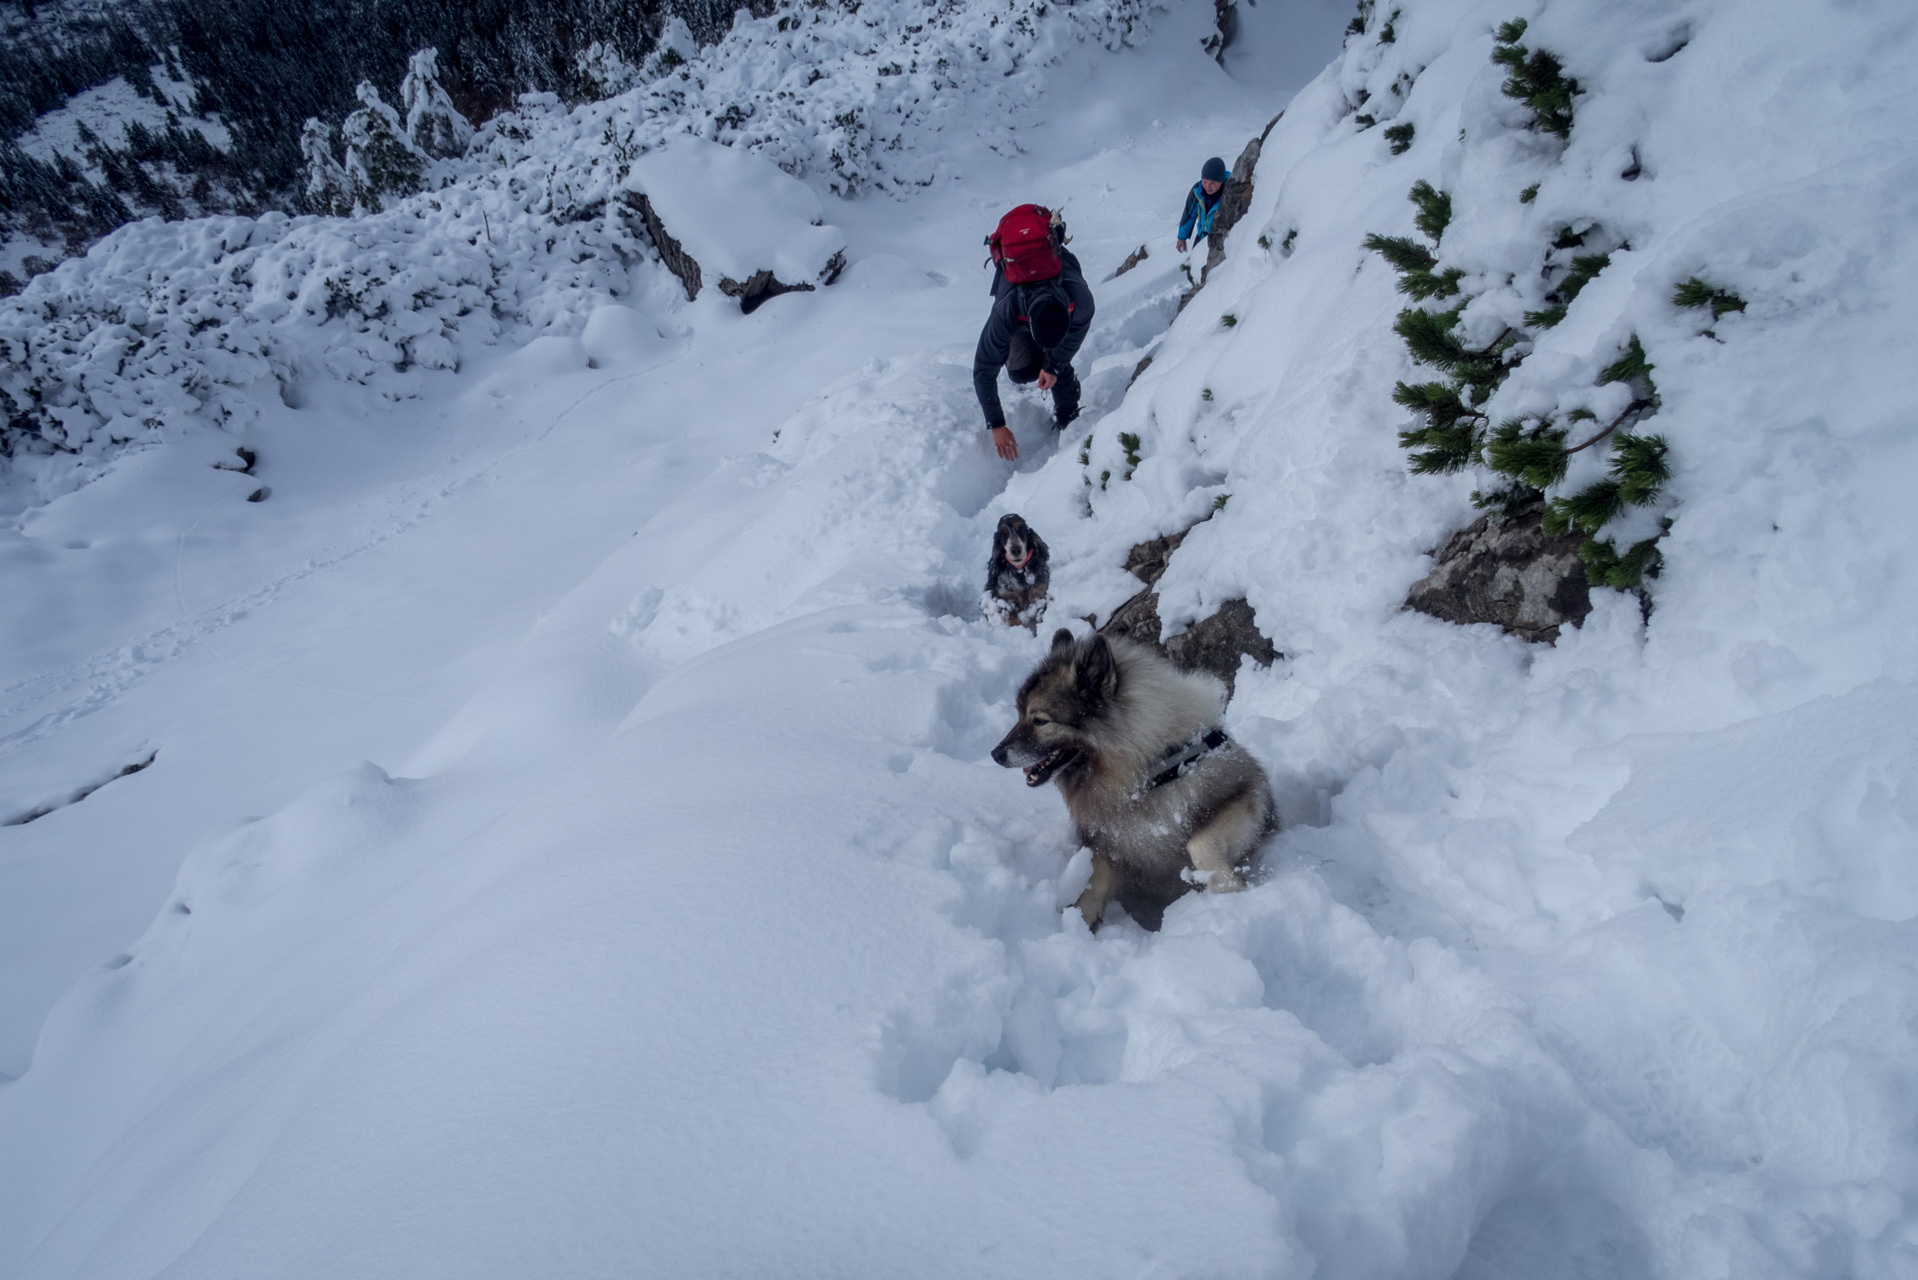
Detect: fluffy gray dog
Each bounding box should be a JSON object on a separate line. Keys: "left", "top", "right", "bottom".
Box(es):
{"left": 992, "top": 629, "right": 1275, "bottom": 929}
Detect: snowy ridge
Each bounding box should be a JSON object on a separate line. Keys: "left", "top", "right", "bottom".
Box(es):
{"left": 0, "top": 0, "right": 1158, "bottom": 513}
{"left": 2, "top": 0, "right": 1917, "bottom": 1276}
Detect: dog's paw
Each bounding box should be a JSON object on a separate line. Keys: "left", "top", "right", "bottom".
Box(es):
{"left": 1185, "top": 865, "right": 1245, "bottom": 893}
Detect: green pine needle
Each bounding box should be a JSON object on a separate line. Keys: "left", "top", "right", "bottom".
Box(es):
{"left": 1599, "top": 334, "right": 1651, "bottom": 385}
{"left": 1552, "top": 479, "right": 1622, "bottom": 533}
{"left": 1485, "top": 421, "right": 1570, "bottom": 489}
{"left": 1524, "top": 304, "right": 1567, "bottom": 329}
{"left": 1365, "top": 234, "right": 1435, "bottom": 274}
{"left": 1385, "top": 122, "right": 1416, "bottom": 154}
{"left": 1410, "top": 180, "right": 1453, "bottom": 241}
{"left": 1611, "top": 433, "right": 1670, "bottom": 505}
{"left": 1394, "top": 306, "right": 1468, "bottom": 370}
{"left": 1672, "top": 276, "right": 1747, "bottom": 319}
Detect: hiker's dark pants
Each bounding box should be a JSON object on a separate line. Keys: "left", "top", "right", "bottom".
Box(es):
{"left": 1049, "top": 364, "right": 1081, "bottom": 428}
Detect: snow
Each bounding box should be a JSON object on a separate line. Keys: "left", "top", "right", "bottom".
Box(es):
{"left": 4, "top": 0, "right": 1918, "bottom": 1276}
{"left": 12, "top": 72, "right": 230, "bottom": 169}
{"left": 623, "top": 136, "right": 847, "bottom": 288}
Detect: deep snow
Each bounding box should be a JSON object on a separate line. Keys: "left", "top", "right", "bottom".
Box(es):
{"left": 3, "top": 0, "right": 1917, "bottom": 1276}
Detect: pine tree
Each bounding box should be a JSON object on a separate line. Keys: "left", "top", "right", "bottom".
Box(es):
{"left": 300, "top": 117, "right": 351, "bottom": 216}
{"left": 341, "top": 81, "right": 423, "bottom": 214}
{"left": 401, "top": 49, "right": 472, "bottom": 160}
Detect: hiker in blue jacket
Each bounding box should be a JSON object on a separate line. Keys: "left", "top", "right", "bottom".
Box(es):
{"left": 1176, "top": 157, "right": 1229, "bottom": 253}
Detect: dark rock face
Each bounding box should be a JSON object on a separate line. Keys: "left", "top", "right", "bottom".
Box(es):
{"left": 1100, "top": 525, "right": 1279, "bottom": 697}
{"left": 1201, "top": 0, "right": 1239, "bottom": 63}
{"left": 1405, "top": 503, "right": 1593, "bottom": 643}
{"left": 624, "top": 191, "right": 702, "bottom": 301}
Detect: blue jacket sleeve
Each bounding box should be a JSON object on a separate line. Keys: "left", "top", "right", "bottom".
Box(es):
{"left": 1176, "top": 185, "right": 1202, "bottom": 240}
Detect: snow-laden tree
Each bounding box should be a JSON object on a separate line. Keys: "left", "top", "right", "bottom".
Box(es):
{"left": 575, "top": 41, "right": 639, "bottom": 101}
{"left": 299, "top": 118, "right": 352, "bottom": 216}
{"left": 401, "top": 49, "right": 472, "bottom": 160}
{"left": 342, "top": 81, "right": 424, "bottom": 213}
{"left": 640, "top": 17, "right": 699, "bottom": 80}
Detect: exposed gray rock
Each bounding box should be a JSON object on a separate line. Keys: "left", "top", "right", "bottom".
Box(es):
{"left": 623, "top": 191, "right": 701, "bottom": 301}
{"left": 1109, "top": 244, "right": 1149, "bottom": 280}
{"left": 1200, "top": 0, "right": 1239, "bottom": 63}
{"left": 1099, "top": 524, "right": 1278, "bottom": 697}
{"left": 1404, "top": 502, "right": 1593, "bottom": 643}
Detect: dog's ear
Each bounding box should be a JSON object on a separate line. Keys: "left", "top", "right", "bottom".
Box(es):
{"left": 1076, "top": 635, "right": 1118, "bottom": 699}
{"left": 1050, "top": 628, "right": 1075, "bottom": 653}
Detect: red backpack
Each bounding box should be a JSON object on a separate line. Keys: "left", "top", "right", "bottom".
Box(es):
{"left": 987, "top": 204, "right": 1062, "bottom": 284}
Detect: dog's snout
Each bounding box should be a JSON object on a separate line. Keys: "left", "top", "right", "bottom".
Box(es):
{"left": 990, "top": 742, "right": 1009, "bottom": 766}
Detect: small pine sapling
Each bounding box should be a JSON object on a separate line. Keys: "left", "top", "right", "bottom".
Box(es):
{"left": 1492, "top": 18, "right": 1579, "bottom": 139}
{"left": 1520, "top": 183, "right": 1539, "bottom": 203}
{"left": 1221, "top": 313, "right": 1238, "bottom": 327}
{"left": 1118, "top": 432, "right": 1142, "bottom": 479}
{"left": 1385, "top": 122, "right": 1415, "bottom": 154}
{"left": 1212, "top": 493, "right": 1231, "bottom": 511}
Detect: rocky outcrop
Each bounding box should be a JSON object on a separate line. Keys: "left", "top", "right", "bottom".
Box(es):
{"left": 1100, "top": 525, "right": 1279, "bottom": 697}
{"left": 622, "top": 194, "right": 844, "bottom": 313}
{"left": 1109, "top": 244, "right": 1149, "bottom": 280}
{"left": 1201, "top": 0, "right": 1239, "bottom": 63}
{"left": 1404, "top": 502, "right": 1593, "bottom": 643}
{"left": 623, "top": 191, "right": 702, "bottom": 301}
{"left": 719, "top": 251, "right": 846, "bottom": 315}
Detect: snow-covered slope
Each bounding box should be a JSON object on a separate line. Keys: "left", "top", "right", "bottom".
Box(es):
{"left": 3, "top": 0, "right": 1917, "bottom": 1276}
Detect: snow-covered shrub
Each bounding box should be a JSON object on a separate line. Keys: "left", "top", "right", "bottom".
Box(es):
{"left": 1360, "top": 17, "right": 1686, "bottom": 592}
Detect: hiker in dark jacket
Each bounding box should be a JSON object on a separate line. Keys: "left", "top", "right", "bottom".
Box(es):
{"left": 1176, "top": 156, "right": 1229, "bottom": 253}
{"left": 974, "top": 246, "right": 1095, "bottom": 461}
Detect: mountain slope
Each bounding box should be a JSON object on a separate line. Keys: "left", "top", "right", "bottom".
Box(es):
{"left": 2, "top": 0, "right": 1916, "bottom": 1276}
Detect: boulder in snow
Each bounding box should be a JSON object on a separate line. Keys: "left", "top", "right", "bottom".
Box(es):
{"left": 1100, "top": 525, "right": 1279, "bottom": 697}
{"left": 622, "top": 138, "right": 847, "bottom": 311}
{"left": 1404, "top": 503, "right": 1594, "bottom": 643}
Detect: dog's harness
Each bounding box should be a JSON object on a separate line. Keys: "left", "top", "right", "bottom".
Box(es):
{"left": 1144, "top": 727, "right": 1230, "bottom": 792}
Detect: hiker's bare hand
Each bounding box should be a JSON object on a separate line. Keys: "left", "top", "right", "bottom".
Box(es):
{"left": 1176, "top": 239, "right": 1187, "bottom": 253}
{"left": 1037, "top": 370, "right": 1057, "bottom": 391}
{"left": 991, "top": 426, "right": 1019, "bottom": 460}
